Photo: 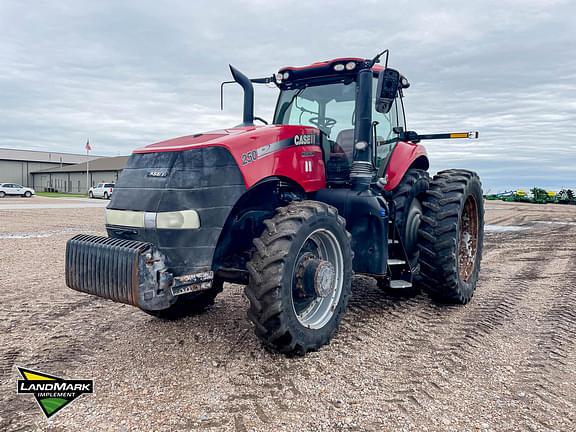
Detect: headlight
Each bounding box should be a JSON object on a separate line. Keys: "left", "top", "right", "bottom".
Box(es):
{"left": 157, "top": 210, "right": 200, "bottom": 229}
{"left": 105, "top": 209, "right": 200, "bottom": 229}
{"left": 105, "top": 209, "right": 145, "bottom": 227}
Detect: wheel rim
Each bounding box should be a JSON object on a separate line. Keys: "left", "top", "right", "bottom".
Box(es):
{"left": 291, "top": 228, "right": 344, "bottom": 329}
{"left": 404, "top": 199, "right": 423, "bottom": 264}
{"left": 458, "top": 195, "right": 479, "bottom": 281}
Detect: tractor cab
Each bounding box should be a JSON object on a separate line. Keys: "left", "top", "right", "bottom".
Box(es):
{"left": 273, "top": 58, "right": 408, "bottom": 184}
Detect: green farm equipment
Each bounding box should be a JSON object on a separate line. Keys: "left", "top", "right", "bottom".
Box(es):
{"left": 557, "top": 189, "right": 576, "bottom": 205}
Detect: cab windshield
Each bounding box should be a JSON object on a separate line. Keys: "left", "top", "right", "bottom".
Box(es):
{"left": 273, "top": 77, "right": 401, "bottom": 171}
{"left": 274, "top": 81, "right": 357, "bottom": 142}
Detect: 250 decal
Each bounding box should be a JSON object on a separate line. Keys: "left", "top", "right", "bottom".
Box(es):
{"left": 241, "top": 150, "right": 258, "bottom": 165}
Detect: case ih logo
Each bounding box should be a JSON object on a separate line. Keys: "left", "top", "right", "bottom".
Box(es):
{"left": 147, "top": 170, "right": 168, "bottom": 177}
{"left": 16, "top": 367, "right": 94, "bottom": 419}
{"left": 294, "top": 134, "right": 316, "bottom": 146}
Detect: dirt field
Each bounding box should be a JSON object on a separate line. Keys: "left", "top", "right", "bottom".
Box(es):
{"left": 1, "top": 197, "right": 575, "bottom": 431}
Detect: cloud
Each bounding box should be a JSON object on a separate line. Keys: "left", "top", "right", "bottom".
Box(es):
{"left": 0, "top": 0, "right": 574, "bottom": 190}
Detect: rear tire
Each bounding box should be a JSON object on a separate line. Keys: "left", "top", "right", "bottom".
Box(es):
{"left": 144, "top": 279, "right": 224, "bottom": 320}
{"left": 0, "top": 191, "right": 5, "bottom": 198}
{"left": 103, "top": 192, "right": 109, "bottom": 199}
{"left": 418, "top": 170, "right": 484, "bottom": 304}
{"left": 245, "top": 201, "right": 353, "bottom": 355}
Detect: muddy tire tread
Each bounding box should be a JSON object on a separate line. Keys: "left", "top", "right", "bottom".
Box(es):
{"left": 245, "top": 200, "right": 352, "bottom": 355}
{"left": 418, "top": 169, "right": 484, "bottom": 304}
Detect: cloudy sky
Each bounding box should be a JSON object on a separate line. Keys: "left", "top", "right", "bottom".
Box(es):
{"left": 1, "top": 0, "right": 574, "bottom": 192}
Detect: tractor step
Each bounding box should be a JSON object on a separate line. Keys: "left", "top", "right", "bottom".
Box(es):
{"left": 386, "top": 220, "right": 413, "bottom": 288}
{"left": 389, "top": 280, "right": 413, "bottom": 289}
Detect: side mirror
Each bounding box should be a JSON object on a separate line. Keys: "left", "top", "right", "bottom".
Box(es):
{"left": 375, "top": 69, "right": 400, "bottom": 114}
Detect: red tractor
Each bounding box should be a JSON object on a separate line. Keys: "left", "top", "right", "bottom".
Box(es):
{"left": 66, "top": 51, "right": 484, "bottom": 355}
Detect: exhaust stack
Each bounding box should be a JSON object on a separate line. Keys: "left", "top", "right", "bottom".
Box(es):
{"left": 229, "top": 65, "right": 254, "bottom": 126}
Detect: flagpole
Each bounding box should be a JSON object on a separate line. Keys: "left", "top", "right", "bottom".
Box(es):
{"left": 86, "top": 139, "right": 90, "bottom": 195}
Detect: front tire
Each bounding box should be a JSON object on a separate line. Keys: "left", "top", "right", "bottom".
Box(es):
{"left": 89, "top": 191, "right": 93, "bottom": 198}
{"left": 24, "top": 191, "right": 32, "bottom": 198}
{"left": 144, "top": 279, "right": 224, "bottom": 320}
{"left": 246, "top": 201, "right": 353, "bottom": 355}
{"left": 0, "top": 191, "right": 5, "bottom": 198}
{"left": 418, "top": 170, "right": 484, "bottom": 304}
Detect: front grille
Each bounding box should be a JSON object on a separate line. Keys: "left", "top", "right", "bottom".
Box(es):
{"left": 65, "top": 234, "right": 151, "bottom": 306}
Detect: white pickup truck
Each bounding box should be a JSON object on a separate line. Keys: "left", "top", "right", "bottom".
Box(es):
{"left": 0, "top": 183, "right": 35, "bottom": 198}
{"left": 89, "top": 183, "right": 115, "bottom": 199}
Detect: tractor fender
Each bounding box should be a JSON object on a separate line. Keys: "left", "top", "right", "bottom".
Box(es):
{"left": 212, "top": 176, "right": 306, "bottom": 282}
{"left": 383, "top": 141, "right": 429, "bottom": 191}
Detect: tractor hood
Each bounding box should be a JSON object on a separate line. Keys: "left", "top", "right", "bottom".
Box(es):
{"left": 133, "top": 124, "right": 326, "bottom": 192}
{"left": 134, "top": 128, "right": 251, "bottom": 153}
{"left": 134, "top": 125, "right": 315, "bottom": 154}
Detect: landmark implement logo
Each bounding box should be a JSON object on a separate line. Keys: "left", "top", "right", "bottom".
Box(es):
{"left": 16, "top": 367, "right": 94, "bottom": 419}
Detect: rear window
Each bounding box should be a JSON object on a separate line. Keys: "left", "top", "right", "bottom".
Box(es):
{"left": 104, "top": 184, "right": 115, "bottom": 188}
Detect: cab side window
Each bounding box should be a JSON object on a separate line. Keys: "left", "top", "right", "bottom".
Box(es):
{"left": 371, "top": 90, "right": 396, "bottom": 145}
{"left": 373, "top": 89, "right": 401, "bottom": 168}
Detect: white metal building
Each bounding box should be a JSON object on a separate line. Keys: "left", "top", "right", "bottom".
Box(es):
{"left": 31, "top": 156, "right": 130, "bottom": 193}
{"left": 0, "top": 147, "right": 100, "bottom": 187}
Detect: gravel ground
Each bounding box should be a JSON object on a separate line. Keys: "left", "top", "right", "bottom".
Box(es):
{"left": 0, "top": 197, "right": 575, "bottom": 431}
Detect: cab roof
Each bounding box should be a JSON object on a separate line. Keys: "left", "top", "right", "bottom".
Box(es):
{"left": 279, "top": 57, "right": 385, "bottom": 73}
{"left": 275, "top": 57, "right": 386, "bottom": 90}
